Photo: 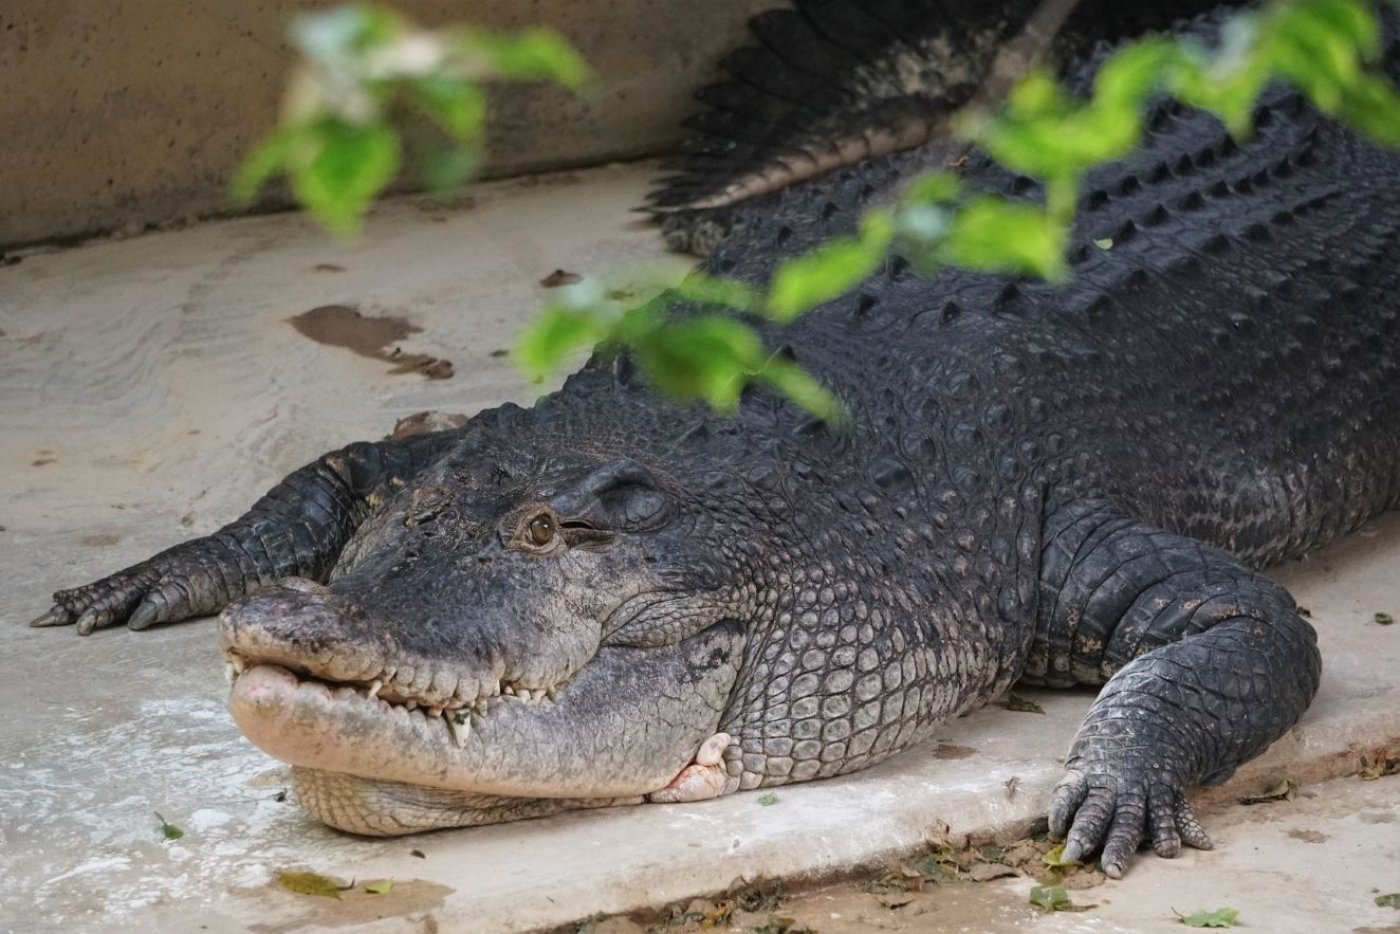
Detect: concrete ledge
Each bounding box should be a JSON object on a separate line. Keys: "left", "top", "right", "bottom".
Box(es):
{"left": 0, "top": 0, "right": 771, "bottom": 248}
{"left": 1, "top": 163, "right": 1397, "bottom": 933}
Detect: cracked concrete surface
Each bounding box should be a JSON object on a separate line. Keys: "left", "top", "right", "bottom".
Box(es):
{"left": 1, "top": 162, "right": 1397, "bottom": 934}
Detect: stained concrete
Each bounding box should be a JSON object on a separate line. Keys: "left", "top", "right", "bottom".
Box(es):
{"left": 0, "top": 0, "right": 770, "bottom": 248}
{"left": 1, "top": 162, "right": 1397, "bottom": 934}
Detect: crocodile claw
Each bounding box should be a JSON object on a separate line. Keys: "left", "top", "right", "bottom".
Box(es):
{"left": 1049, "top": 767, "right": 1212, "bottom": 878}
{"left": 29, "top": 606, "right": 73, "bottom": 628}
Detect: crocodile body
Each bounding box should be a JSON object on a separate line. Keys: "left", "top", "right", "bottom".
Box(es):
{"left": 32, "top": 2, "right": 1400, "bottom": 876}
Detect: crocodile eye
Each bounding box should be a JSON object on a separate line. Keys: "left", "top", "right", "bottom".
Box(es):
{"left": 527, "top": 513, "right": 556, "bottom": 547}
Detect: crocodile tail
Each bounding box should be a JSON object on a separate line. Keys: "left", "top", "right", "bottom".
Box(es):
{"left": 649, "top": 0, "right": 1240, "bottom": 255}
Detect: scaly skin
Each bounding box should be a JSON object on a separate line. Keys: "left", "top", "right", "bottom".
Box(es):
{"left": 31, "top": 7, "right": 1400, "bottom": 876}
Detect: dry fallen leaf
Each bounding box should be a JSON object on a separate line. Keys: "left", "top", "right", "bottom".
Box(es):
{"left": 277, "top": 871, "right": 349, "bottom": 899}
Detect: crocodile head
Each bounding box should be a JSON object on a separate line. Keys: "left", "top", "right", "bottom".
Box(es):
{"left": 219, "top": 425, "right": 755, "bottom": 834}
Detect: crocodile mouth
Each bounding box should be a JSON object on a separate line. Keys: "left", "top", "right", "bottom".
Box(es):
{"left": 224, "top": 654, "right": 640, "bottom": 800}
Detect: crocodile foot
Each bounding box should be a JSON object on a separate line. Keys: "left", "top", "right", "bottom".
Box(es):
{"left": 647, "top": 732, "right": 733, "bottom": 803}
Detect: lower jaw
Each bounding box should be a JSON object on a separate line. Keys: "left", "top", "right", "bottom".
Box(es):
{"left": 292, "top": 767, "right": 643, "bottom": 836}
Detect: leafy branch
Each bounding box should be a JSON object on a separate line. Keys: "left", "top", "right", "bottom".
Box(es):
{"left": 231, "top": 4, "right": 590, "bottom": 235}
{"left": 515, "top": 0, "right": 1400, "bottom": 422}
{"left": 241, "top": 0, "right": 1400, "bottom": 421}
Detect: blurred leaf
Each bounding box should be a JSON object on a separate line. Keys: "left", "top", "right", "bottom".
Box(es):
{"left": 1094, "top": 238, "right": 1114, "bottom": 250}
{"left": 230, "top": 129, "right": 295, "bottom": 206}
{"left": 289, "top": 120, "right": 401, "bottom": 235}
{"left": 462, "top": 27, "right": 592, "bottom": 89}
{"left": 290, "top": 5, "right": 400, "bottom": 62}
{"left": 670, "top": 272, "right": 763, "bottom": 313}
{"left": 364, "top": 879, "right": 395, "bottom": 895}
{"left": 1174, "top": 907, "right": 1240, "bottom": 927}
{"left": 1376, "top": 893, "right": 1400, "bottom": 909}
{"left": 410, "top": 76, "right": 486, "bottom": 139}
{"left": 942, "top": 198, "right": 1067, "bottom": 280}
{"left": 632, "top": 314, "right": 767, "bottom": 412}
{"left": 757, "top": 793, "right": 779, "bottom": 806}
{"left": 421, "top": 144, "right": 478, "bottom": 193}
{"left": 759, "top": 359, "right": 847, "bottom": 426}
{"left": 515, "top": 307, "right": 610, "bottom": 381}
{"left": 768, "top": 210, "right": 894, "bottom": 321}
{"left": 902, "top": 171, "right": 963, "bottom": 206}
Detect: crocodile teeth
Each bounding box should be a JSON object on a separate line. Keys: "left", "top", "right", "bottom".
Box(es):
{"left": 230, "top": 655, "right": 247, "bottom": 674}
{"left": 367, "top": 679, "right": 382, "bottom": 699}
{"left": 427, "top": 705, "right": 445, "bottom": 718}
{"left": 447, "top": 712, "right": 472, "bottom": 748}
{"left": 502, "top": 684, "right": 516, "bottom": 696}
{"left": 224, "top": 661, "right": 237, "bottom": 685}
{"left": 405, "top": 700, "right": 418, "bottom": 711}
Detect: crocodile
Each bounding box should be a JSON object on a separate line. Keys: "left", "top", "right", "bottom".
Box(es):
{"left": 30, "top": 0, "right": 1400, "bottom": 878}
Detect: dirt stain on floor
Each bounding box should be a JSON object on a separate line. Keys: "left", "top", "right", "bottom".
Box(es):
{"left": 249, "top": 878, "right": 453, "bottom": 934}
{"left": 289, "top": 305, "right": 453, "bottom": 379}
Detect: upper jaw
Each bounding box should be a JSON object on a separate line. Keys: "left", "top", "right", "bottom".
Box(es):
{"left": 216, "top": 579, "right": 587, "bottom": 716}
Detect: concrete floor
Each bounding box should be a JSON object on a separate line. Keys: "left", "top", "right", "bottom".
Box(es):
{"left": 0, "top": 162, "right": 1397, "bottom": 934}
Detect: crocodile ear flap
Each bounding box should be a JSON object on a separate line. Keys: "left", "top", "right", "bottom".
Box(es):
{"left": 552, "top": 459, "right": 671, "bottom": 532}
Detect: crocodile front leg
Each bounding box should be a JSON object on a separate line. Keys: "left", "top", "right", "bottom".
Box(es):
{"left": 1025, "top": 499, "right": 1322, "bottom": 877}
{"left": 30, "top": 431, "right": 457, "bottom": 635}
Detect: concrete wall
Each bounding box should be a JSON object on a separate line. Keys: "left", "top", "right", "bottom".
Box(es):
{"left": 0, "top": 0, "right": 770, "bottom": 248}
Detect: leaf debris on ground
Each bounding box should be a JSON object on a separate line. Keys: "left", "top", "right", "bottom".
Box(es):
{"left": 1005, "top": 692, "right": 1046, "bottom": 714}
{"left": 277, "top": 871, "right": 352, "bottom": 899}
{"left": 1174, "top": 906, "right": 1239, "bottom": 927}
{"left": 1377, "top": 893, "right": 1400, "bottom": 909}
{"left": 1375, "top": 611, "right": 1394, "bottom": 625}
{"left": 154, "top": 811, "right": 183, "bottom": 842}
{"left": 540, "top": 269, "right": 582, "bottom": 287}
{"left": 1360, "top": 747, "right": 1400, "bottom": 780}
{"left": 1029, "top": 884, "right": 1094, "bottom": 913}
{"left": 363, "top": 879, "right": 394, "bottom": 895}
{"left": 1238, "top": 777, "right": 1296, "bottom": 805}
{"left": 757, "top": 792, "right": 779, "bottom": 806}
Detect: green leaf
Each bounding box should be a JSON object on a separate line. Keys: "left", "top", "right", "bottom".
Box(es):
{"left": 364, "top": 879, "right": 395, "bottom": 895}
{"left": 632, "top": 314, "right": 766, "bottom": 412}
{"left": 759, "top": 358, "right": 848, "bottom": 427}
{"left": 1094, "top": 238, "right": 1114, "bottom": 250}
{"left": 901, "top": 171, "right": 963, "bottom": 206}
{"left": 514, "top": 307, "right": 610, "bottom": 381}
{"left": 1028, "top": 886, "right": 1070, "bottom": 912}
{"left": 230, "top": 128, "right": 295, "bottom": 206}
{"left": 290, "top": 5, "right": 401, "bottom": 63}
{"left": 420, "top": 144, "right": 478, "bottom": 194}
{"left": 757, "top": 793, "right": 779, "bottom": 806}
{"left": 1041, "top": 844, "right": 1079, "bottom": 868}
{"left": 289, "top": 120, "right": 401, "bottom": 236}
{"left": 941, "top": 197, "right": 1067, "bottom": 281}
{"left": 277, "top": 871, "right": 346, "bottom": 899}
{"left": 669, "top": 272, "right": 763, "bottom": 313}
{"left": 1376, "top": 893, "right": 1400, "bottom": 909}
{"left": 767, "top": 210, "right": 894, "bottom": 321}
{"left": 463, "top": 27, "right": 592, "bottom": 90}
{"left": 1174, "top": 906, "right": 1240, "bottom": 927}
{"left": 410, "top": 77, "right": 486, "bottom": 140}
{"left": 154, "top": 811, "right": 183, "bottom": 842}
